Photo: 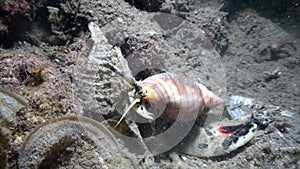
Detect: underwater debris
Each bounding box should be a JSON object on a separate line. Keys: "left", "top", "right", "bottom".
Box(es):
{"left": 227, "top": 107, "right": 247, "bottom": 119}
{"left": 227, "top": 95, "right": 255, "bottom": 119}
{"left": 280, "top": 110, "right": 294, "bottom": 118}
{"left": 229, "top": 95, "right": 254, "bottom": 107}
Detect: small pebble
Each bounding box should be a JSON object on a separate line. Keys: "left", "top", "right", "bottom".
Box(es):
{"left": 14, "top": 135, "right": 23, "bottom": 145}
{"left": 180, "top": 155, "right": 187, "bottom": 161}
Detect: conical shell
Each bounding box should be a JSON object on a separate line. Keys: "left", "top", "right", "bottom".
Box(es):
{"left": 140, "top": 73, "right": 222, "bottom": 121}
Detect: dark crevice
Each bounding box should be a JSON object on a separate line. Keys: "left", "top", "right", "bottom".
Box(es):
{"left": 124, "top": 0, "right": 164, "bottom": 12}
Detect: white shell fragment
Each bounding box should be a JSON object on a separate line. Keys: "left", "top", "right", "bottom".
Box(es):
{"left": 47, "top": 6, "right": 59, "bottom": 14}
{"left": 227, "top": 95, "right": 255, "bottom": 119}
{"left": 280, "top": 110, "right": 294, "bottom": 118}
{"left": 89, "top": 22, "right": 108, "bottom": 47}
{"left": 229, "top": 95, "right": 254, "bottom": 106}
{"left": 228, "top": 108, "right": 247, "bottom": 119}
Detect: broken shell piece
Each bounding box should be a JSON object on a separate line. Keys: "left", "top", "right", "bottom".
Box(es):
{"left": 227, "top": 95, "right": 255, "bottom": 119}
{"left": 229, "top": 95, "right": 254, "bottom": 106}
{"left": 227, "top": 107, "right": 247, "bottom": 119}
{"left": 178, "top": 116, "right": 259, "bottom": 157}
{"left": 280, "top": 110, "right": 294, "bottom": 118}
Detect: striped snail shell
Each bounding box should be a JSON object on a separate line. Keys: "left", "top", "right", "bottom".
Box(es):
{"left": 134, "top": 73, "right": 223, "bottom": 121}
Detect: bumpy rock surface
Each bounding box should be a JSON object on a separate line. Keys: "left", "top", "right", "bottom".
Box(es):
{"left": 0, "top": 0, "right": 299, "bottom": 168}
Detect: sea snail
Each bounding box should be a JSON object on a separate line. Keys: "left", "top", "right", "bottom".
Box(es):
{"left": 100, "top": 61, "right": 223, "bottom": 126}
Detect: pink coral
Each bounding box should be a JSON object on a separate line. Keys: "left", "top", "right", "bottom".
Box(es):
{"left": 2, "top": 0, "right": 31, "bottom": 17}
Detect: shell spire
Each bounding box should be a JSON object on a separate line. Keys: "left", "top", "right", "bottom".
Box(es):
{"left": 210, "top": 92, "right": 223, "bottom": 108}
{"left": 197, "top": 83, "right": 224, "bottom": 108}
{"left": 197, "top": 83, "right": 223, "bottom": 111}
